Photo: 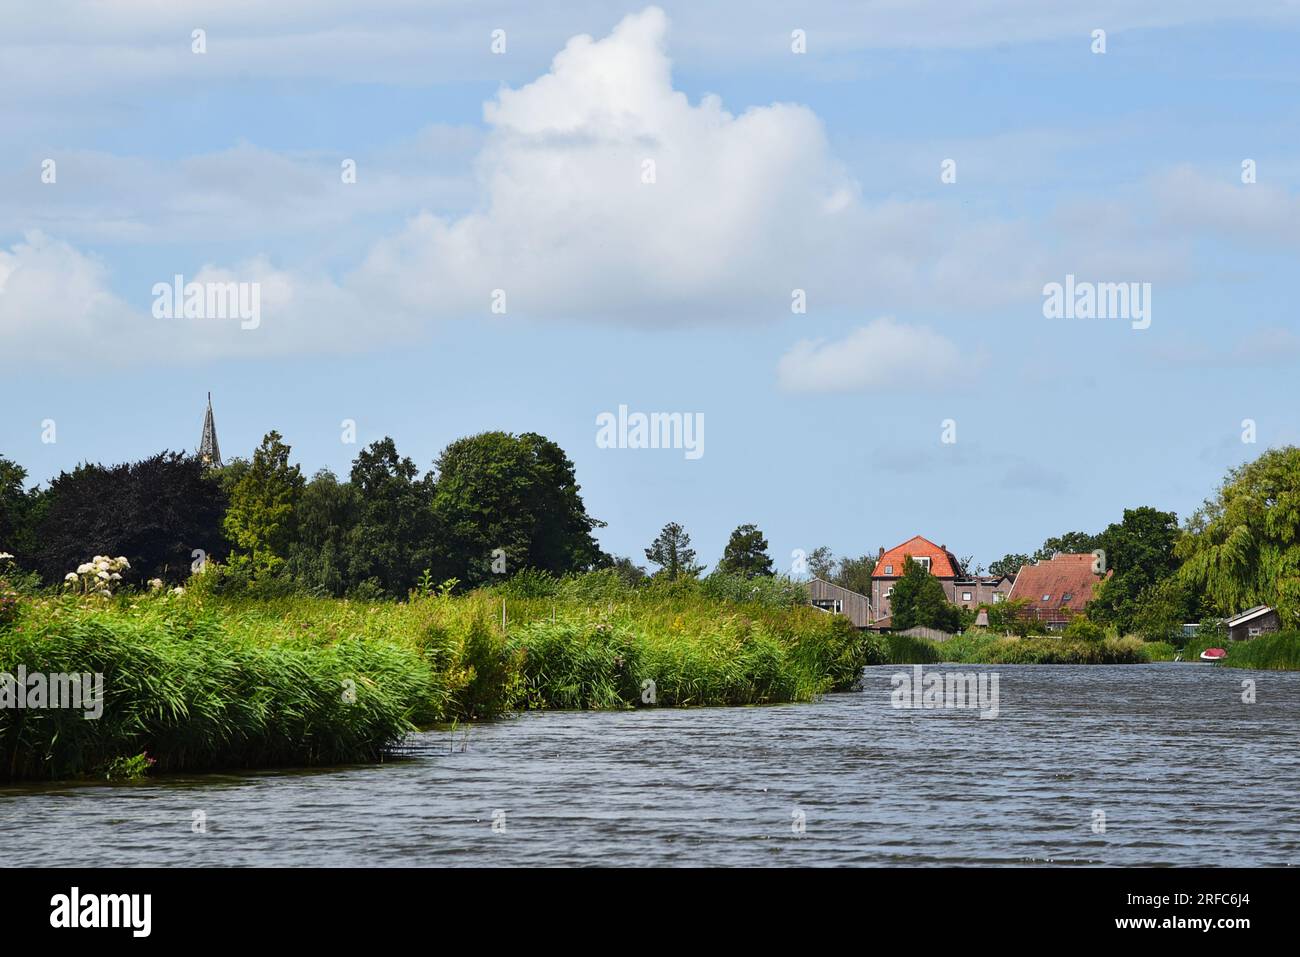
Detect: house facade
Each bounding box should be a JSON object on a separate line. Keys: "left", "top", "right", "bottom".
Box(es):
{"left": 1005, "top": 553, "right": 1105, "bottom": 630}
{"left": 868, "top": 535, "right": 1012, "bottom": 625}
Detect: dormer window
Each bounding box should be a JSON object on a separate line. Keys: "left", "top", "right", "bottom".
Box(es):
{"left": 916, "top": 557, "right": 931, "bottom": 572}
{"left": 884, "top": 564, "right": 893, "bottom": 575}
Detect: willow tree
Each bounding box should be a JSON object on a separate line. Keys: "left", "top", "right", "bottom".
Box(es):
{"left": 1176, "top": 446, "right": 1300, "bottom": 624}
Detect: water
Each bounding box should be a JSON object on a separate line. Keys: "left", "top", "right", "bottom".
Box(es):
{"left": 3, "top": 664, "right": 1298, "bottom": 866}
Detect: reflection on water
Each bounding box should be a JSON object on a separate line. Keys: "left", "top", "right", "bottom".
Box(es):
{"left": 3, "top": 664, "right": 1298, "bottom": 866}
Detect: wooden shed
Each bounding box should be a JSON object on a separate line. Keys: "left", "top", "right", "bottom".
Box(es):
{"left": 1225, "top": 605, "right": 1280, "bottom": 641}
{"left": 807, "top": 578, "right": 872, "bottom": 629}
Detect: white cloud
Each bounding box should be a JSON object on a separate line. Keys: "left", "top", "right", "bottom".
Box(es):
{"left": 5, "top": 8, "right": 1276, "bottom": 366}
{"left": 0, "top": 232, "right": 372, "bottom": 362}
{"left": 776, "top": 316, "right": 974, "bottom": 393}
{"left": 4, "top": 1, "right": 1295, "bottom": 104}
{"left": 1153, "top": 165, "right": 1300, "bottom": 245}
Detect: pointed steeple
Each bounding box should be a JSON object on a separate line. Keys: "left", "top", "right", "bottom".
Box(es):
{"left": 198, "top": 392, "right": 222, "bottom": 468}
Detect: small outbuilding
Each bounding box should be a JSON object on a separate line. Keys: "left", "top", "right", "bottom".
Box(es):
{"left": 1225, "top": 605, "right": 1280, "bottom": 641}
{"left": 807, "top": 578, "right": 872, "bottom": 629}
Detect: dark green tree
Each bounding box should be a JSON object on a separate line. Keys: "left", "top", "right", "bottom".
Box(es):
{"left": 34, "top": 452, "right": 226, "bottom": 584}
{"left": 988, "top": 553, "right": 1031, "bottom": 579}
{"left": 715, "top": 523, "right": 774, "bottom": 578}
{"left": 890, "top": 557, "right": 960, "bottom": 632}
{"left": 1033, "top": 531, "right": 1099, "bottom": 562}
{"left": 431, "top": 431, "right": 604, "bottom": 587}
{"left": 0, "top": 456, "right": 43, "bottom": 566}
{"left": 644, "top": 522, "right": 703, "bottom": 579}
{"left": 285, "top": 469, "right": 362, "bottom": 596}
{"left": 1089, "top": 506, "right": 1184, "bottom": 634}
{"left": 832, "top": 553, "right": 877, "bottom": 594}
{"left": 347, "top": 438, "right": 435, "bottom": 595}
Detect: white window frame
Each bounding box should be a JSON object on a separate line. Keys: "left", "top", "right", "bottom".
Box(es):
{"left": 962, "top": 591, "right": 972, "bottom": 602}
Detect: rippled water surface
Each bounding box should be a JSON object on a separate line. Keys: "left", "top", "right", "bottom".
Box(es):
{"left": 3, "top": 664, "right": 1298, "bottom": 866}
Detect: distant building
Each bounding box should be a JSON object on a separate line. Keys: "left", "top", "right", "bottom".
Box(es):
{"left": 807, "top": 578, "right": 872, "bottom": 628}
{"left": 869, "top": 535, "right": 1011, "bottom": 624}
{"left": 198, "top": 393, "right": 222, "bottom": 468}
{"left": 1225, "top": 605, "right": 1279, "bottom": 641}
{"left": 1006, "top": 553, "right": 1105, "bottom": 630}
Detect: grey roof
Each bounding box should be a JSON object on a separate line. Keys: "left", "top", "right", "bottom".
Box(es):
{"left": 1225, "top": 605, "right": 1274, "bottom": 626}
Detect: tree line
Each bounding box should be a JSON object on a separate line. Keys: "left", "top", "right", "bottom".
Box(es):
{"left": 4, "top": 434, "right": 1297, "bottom": 637}
{"left": 0, "top": 430, "right": 784, "bottom": 598}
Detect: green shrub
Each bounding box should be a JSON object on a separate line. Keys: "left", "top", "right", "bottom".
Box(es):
{"left": 497, "top": 567, "right": 560, "bottom": 599}
{"left": 1062, "top": 617, "right": 1106, "bottom": 642}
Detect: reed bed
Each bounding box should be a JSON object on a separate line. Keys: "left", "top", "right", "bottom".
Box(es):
{"left": 0, "top": 578, "right": 878, "bottom": 781}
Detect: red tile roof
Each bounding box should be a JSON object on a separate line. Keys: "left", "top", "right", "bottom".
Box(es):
{"left": 872, "top": 535, "right": 963, "bottom": 579}
{"left": 1007, "top": 554, "right": 1105, "bottom": 611}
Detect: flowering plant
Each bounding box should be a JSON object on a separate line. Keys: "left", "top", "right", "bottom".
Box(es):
{"left": 64, "top": 555, "right": 132, "bottom": 597}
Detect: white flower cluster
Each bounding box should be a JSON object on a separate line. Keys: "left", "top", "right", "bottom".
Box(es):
{"left": 64, "top": 555, "right": 131, "bottom": 597}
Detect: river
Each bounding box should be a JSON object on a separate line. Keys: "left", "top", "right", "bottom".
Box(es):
{"left": 3, "top": 664, "right": 1297, "bottom": 866}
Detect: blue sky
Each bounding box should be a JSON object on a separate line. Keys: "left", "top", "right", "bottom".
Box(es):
{"left": 2, "top": 2, "right": 1298, "bottom": 572}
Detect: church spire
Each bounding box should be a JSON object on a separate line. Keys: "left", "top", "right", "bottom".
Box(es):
{"left": 198, "top": 392, "right": 222, "bottom": 468}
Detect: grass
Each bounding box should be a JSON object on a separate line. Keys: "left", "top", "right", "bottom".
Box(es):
{"left": 886, "top": 629, "right": 1151, "bottom": 664}
{"left": 0, "top": 575, "right": 881, "bottom": 781}
{"left": 1181, "top": 631, "right": 1300, "bottom": 670}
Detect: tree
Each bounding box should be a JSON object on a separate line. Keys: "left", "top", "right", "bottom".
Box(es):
{"left": 989, "top": 553, "right": 1028, "bottom": 579}
{"left": 347, "top": 438, "right": 435, "bottom": 595}
{"left": 1033, "top": 531, "right": 1099, "bottom": 562}
{"left": 34, "top": 452, "right": 226, "bottom": 584}
{"left": 1130, "top": 575, "right": 1201, "bottom": 643}
{"left": 890, "top": 557, "right": 960, "bottom": 632}
{"left": 223, "top": 431, "right": 304, "bottom": 579}
{"left": 607, "top": 555, "right": 648, "bottom": 586}
{"left": 285, "top": 469, "right": 361, "bottom": 596}
{"left": 832, "top": 554, "right": 876, "bottom": 594}
{"left": 431, "top": 431, "right": 604, "bottom": 587}
{"left": 988, "top": 553, "right": 1030, "bottom": 578}
{"left": 0, "top": 456, "right": 42, "bottom": 566}
{"left": 715, "top": 523, "right": 774, "bottom": 578}
{"left": 1089, "top": 506, "right": 1184, "bottom": 634}
{"left": 1176, "top": 446, "right": 1300, "bottom": 624}
{"left": 806, "top": 545, "right": 835, "bottom": 580}
{"left": 644, "top": 522, "right": 703, "bottom": 579}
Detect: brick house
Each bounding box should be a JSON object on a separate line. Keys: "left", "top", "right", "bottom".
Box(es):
{"left": 869, "top": 535, "right": 1011, "bottom": 625}
{"left": 1005, "top": 553, "right": 1106, "bottom": 630}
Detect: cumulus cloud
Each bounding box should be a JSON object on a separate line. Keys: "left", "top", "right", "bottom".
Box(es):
{"left": 3, "top": 8, "right": 1268, "bottom": 366}
{"left": 350, "top": 7, "right": 871, "bottom": 323}
{"left": 0, "top": 232, "right": 371, "bottom": 362}
{"left": 776, "top": 317, "right": 974, "bottom": 393}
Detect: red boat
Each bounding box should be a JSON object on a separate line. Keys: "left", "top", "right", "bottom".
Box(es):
{"left": 1199, "top": 647, "right": 1227, "bottom": 662}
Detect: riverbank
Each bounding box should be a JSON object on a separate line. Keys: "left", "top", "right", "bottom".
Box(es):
{"left": 885, "top": 628, "right": 1300, "bottom": 669}
{"left": 0, "top": 580, "right": 875, "bottom": 782}
{"left": 884, "top": 631, "right": 1150, "bottom": 665}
